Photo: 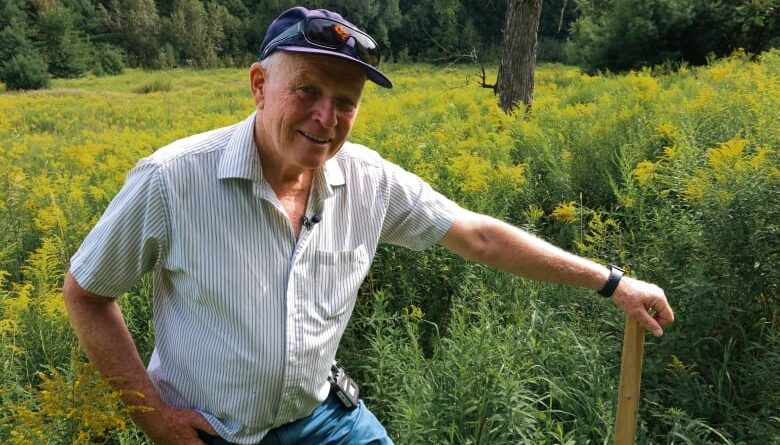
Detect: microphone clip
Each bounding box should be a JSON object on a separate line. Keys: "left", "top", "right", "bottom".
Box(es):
{"left": 302, "top": 214, "right": 322, "bottom": 230}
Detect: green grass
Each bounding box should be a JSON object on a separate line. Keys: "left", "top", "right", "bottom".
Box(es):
{"left": 1, "top": 53, "right": 778, "bottom": 444}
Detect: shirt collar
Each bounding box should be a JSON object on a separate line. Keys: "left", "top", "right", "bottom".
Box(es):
{"left": 217, "top": 112, "right": 346, "bottom": 194}
{"left": 217, "top": 113, "right": 263, "bottom": 183}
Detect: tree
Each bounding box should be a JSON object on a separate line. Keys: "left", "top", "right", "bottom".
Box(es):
{"left": 566, "top": 0, "right": 695, "bottom": 72}
{"left": 495, "top": 0, "right": 543, "bottom": 112}
{"left": 37, "top": 6, "right": 92, "bottom": 78}
{"left": 99, "top": 0, "right": 161, "bottom": 67}
{"left": 162, "top": 0, "right": 228, "bottom": 67}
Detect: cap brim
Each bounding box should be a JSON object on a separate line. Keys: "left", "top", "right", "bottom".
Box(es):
{"left": 276, "top": 46, "right": 393, "bottom": 89}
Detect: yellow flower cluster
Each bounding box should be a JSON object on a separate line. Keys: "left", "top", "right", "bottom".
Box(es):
{"left": 551, "top": 201, "right": 579, "bottom": 223}
{"left": 684, "top": 137, "right": 775, "bottom": 205}
{"left": 8, "top": 362, "right": 131, "bottom": 445}
{"left": 0, "top": 51, "right": 777, "bottom": 442}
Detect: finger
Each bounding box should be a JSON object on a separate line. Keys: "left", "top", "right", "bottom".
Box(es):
{"left": 636, "top": 308, "right": 663, "bottom": 337}
{"left": 191, "top": 413, "right": 218, "bottom": 436}
{"left": 655, "top": 303, "right": 675, "bottom": 326}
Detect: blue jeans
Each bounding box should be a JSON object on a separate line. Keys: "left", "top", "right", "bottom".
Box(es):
{"left": 198, "top": 394, "right": 394, "bottom": 445}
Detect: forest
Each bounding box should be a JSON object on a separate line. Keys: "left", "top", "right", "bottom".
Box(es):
{"left": 1, "top": 0, "right": 779, "bottom": 90}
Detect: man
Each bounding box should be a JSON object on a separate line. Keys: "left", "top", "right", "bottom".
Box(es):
{"left": 63, "top": 6, "right": 674, "bottom": 445}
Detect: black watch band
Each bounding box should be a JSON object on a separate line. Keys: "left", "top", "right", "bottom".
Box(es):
{"left": 597, "top": 265, "right": 624, "bottom": 297}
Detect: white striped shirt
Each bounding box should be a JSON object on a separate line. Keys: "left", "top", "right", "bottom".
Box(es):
{"left": 70, "top": 113, "right": 458, "bottom": 444}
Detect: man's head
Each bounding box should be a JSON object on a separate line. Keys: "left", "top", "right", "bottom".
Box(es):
{"left": 250, "top": 52, "right": 364, "bottom": 173}
{"left": 251, "top": 7, "right": 389, "bottom": 176}
{"left": 258, "top": 7, "right": 392, "bottom": 89}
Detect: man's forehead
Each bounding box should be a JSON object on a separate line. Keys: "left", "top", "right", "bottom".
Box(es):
{"left": 283, "top": 53, "right": 366, "bottom": 90}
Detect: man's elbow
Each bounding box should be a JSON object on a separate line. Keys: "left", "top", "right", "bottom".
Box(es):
{"left": 441, "top": 214, "right": 498, "bottom": 263}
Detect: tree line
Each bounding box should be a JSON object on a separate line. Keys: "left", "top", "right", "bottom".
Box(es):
{"left": 1, "top": 0, "right": 778, "bottom": 90}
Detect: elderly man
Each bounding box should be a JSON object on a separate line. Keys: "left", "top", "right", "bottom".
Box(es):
{"left": 63, "top": 6, "right": 673, "bottom": 445}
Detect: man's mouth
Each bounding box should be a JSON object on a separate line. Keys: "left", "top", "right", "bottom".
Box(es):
{"left": 299, "top": 131, "right": 332, "bottom": 144}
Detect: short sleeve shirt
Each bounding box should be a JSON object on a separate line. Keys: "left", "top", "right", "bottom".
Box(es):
{"left": 69, "top": 113, "right": 459, "bottom": 444}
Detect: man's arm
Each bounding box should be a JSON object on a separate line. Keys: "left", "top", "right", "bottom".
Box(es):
{"left": 63, "top": 272, "right": 217, "bottom": 445}
{"left": 438, "top": 209, "right": 674, "bottom": 337}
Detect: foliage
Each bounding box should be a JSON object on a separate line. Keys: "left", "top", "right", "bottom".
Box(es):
{"left": 37, "top": 5, "right": 92, "bottom": 78}
{"left": 1, "top": 54, "right": 779, "bottom": 443}
{"left": 3, "top": 0, "right": 774, "bottom": 83}
{"left": 90, "top": 43, "right": 126, "bottom": 76}
{"left": 567, "top": 0, "right": 697, "bottom": 72}
{"left": 98, "top": 0, "right": 162, "bottom": 68}
{"left": 1, "top": 54, "right": 50, "bottom": 90}
{"left": 568, "top": 0, "right": 780, "bottom": 72}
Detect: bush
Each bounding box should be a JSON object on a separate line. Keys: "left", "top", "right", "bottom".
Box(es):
{"left": 133, "top": 78, "right": 172, "bottom": 94}
{"left": 566, "top": 0, "right": 696, "bottom": 72}
{"left": 1, "top": 54, "right": 50, "bottom": 90}
{"left": 91, "top": 43, "right": 126, "bottom": 76}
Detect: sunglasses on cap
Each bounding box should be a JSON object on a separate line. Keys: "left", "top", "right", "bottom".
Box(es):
{"left": 260, "top": 17, "right": 381, "bottom": 68}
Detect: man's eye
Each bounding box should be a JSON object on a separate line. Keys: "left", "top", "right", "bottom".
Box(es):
{"left": 296, "top": 86, "right": 317, "bottom": 98}
{"left": 337, "top": 99, "right": 357, "bottom": 112}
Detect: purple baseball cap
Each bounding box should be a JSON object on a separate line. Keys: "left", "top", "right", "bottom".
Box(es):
{"left": 258, "top": 7, "right": 393, "bottom": 88}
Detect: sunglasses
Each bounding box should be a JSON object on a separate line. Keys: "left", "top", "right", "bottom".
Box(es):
{"left": 260, "top": 18, "right": 381, "bottom": 68}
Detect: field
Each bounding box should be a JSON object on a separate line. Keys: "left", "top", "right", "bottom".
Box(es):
{"left": 1, "top": 51, "right": 778, "bottom": 444}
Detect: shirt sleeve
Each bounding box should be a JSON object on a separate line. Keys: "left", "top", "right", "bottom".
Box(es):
{"left": 378, "top": 160, "right": 460, "bottom": 251}
{"left": 69, "top": 159, "right": 170, "bottom": 298}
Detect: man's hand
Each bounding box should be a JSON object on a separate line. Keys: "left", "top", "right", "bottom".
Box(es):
{"left": 63, "top": 273, "right": 219, "bottom": 444}
{"left": 610, "top": 276, "right": 674, "bottom": 337}
{"left": 135, "top": 405, "right": 218, "bottom": 445}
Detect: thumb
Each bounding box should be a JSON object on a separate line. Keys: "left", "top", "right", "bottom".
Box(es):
{"left": 190, "top": 412, "right": 218, "bottom": 436}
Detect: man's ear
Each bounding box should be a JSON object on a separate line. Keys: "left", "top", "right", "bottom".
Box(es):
{"left": 249, "top": 62, "right": 267, "bottom": 109}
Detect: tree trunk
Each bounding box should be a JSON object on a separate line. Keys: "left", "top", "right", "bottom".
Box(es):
{"left": 496, "top": 0, "right": 543, "bottom": 113}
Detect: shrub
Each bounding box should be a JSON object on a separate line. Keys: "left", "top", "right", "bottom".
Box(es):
{"left": 91, "top": 43, "right": 126, "bottom": 76}
{"left": 1, "top": 54, "right": 50, "bottom": 90}
{"left": 133, "top": 78, "right": 172, "bottom": 94}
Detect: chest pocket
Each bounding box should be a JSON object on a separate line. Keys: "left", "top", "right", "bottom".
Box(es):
{"left": 313, "top": 245, "right": 369, "bottom": 320}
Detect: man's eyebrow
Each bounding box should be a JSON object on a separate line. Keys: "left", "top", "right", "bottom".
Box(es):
{"left": 344, "top": 87, "right": 363, "bottom": 100}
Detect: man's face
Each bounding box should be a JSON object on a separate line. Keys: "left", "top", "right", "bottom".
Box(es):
{"left": 251, "top": 53, "right": 366, "bottom": 174}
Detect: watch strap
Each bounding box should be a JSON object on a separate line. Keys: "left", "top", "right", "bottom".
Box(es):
{"left": 598, "top": 264, "right": 624, "bottom": 297}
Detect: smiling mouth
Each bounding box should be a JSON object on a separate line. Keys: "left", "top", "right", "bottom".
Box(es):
{"left": 299, "top": 130, "right": 332, "bottom": 144}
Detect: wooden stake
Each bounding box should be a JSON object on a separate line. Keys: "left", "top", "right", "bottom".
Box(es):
{"left": 614, "top": 315, "right": 645, "bottom": 445}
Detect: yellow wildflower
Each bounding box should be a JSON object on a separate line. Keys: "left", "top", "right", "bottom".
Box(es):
{"left": 632, "top": 160, "right": 657, "bottom": 186}
{"left": 551, "top": 201, "right": 578, "bottom": 223}
{"left": 708, "top": 137, "right": 747, "bottom": 171}
{"left": 523, "top": 204, "right": 545, "bottom": 222}
{"left": 618, "top": 194, "right": 635, "bottom": 209}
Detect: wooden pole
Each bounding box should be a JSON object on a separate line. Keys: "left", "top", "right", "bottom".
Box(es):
{"left": 614, "top": 315, "right": 645, "bottom": 445}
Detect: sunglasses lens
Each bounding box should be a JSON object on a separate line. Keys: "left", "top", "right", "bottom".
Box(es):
{"left": 306, "top": 18, "right": 380, "bottom": 67}
{"left": 307, "top": 19, "right": 351, "bottom": 46}
{"left": 351, "top": 34, "right": 380, "bottom": 67}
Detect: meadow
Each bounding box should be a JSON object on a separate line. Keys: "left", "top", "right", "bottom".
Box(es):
{"left": 0, "top": 51, "right": 778, "bottom": 444}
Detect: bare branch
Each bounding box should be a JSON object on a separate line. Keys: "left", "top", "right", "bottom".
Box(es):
{"left": 558, "top": 0, "right": 569, "bottom": 34}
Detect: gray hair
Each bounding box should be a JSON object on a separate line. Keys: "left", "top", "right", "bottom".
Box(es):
{"left": 259, "top": 51, "right": 287, "bottom": 76}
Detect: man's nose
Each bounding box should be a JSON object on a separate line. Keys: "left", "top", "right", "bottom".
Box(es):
{"left": 312, "top": 97, "right": 338, "bottom": 128}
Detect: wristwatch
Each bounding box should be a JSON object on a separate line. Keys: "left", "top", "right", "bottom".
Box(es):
{"left": 597, "top": 264, "right": 624, "bottom": 297}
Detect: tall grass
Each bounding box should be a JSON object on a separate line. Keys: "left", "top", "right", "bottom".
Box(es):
{"left": 1, "top": 51, "right": 778, "bottom": 443}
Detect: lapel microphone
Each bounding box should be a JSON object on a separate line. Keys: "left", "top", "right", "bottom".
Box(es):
{"left": 302, "top": 214, "right": 322, "bottom": 230}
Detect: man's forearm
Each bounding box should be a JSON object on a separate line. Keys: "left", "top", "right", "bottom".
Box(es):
{"left": 439, "top": 209, "right": 674, "bottom": 336}
{"left": 440, "top": 210, "right": 610, "bottom": 289}
{"left": 62, "top": 273, "right": 165, "bottom": 425}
